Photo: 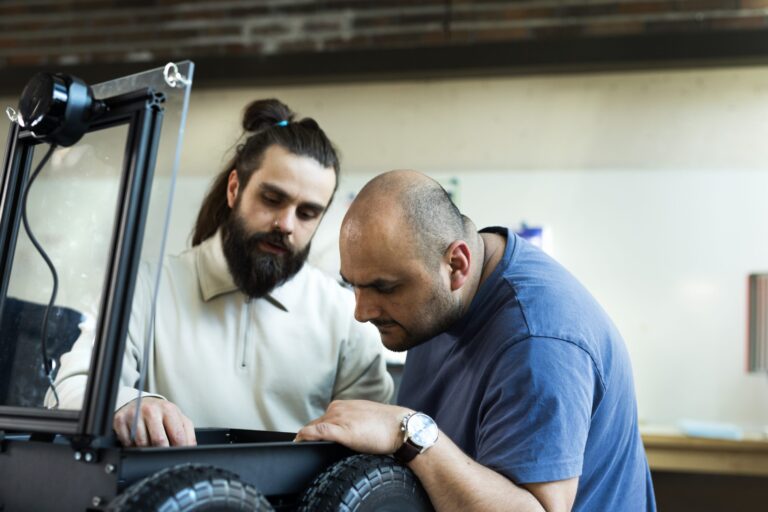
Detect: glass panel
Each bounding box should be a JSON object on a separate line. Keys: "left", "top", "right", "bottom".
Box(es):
{"left": 0, "top": 127, "right": 128, "bottom": 407}
{"left": 0, "top": 62, "right": 194, "bottom": 414}
{"left": 91, "top": 60, "right": 195, "bottom": 302}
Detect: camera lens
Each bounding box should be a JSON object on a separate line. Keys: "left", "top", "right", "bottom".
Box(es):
{"left": 16, "top": 72, "right": 102, "bottom": 147}
{"left": 18, "top": 73, "right": 69, "bottom": 133}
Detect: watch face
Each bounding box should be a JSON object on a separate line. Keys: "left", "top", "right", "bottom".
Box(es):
{"left": 408, "top": 412, "right": 439, "bottom": 448}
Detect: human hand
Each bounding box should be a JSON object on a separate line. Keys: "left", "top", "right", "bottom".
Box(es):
{"left": 113, "top": 396, "right": 197, "bottom": 447}
{"left": 295, "top": 399, "right": 413, "bottom": 454}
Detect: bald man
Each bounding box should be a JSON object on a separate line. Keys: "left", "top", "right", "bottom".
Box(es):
{"left": 297, "top": 170, "right": 656, "bottom": 512}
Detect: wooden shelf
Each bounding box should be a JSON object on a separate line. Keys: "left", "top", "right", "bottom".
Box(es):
{"left": 642, "top": 433, "right": 768, "bottom": 477}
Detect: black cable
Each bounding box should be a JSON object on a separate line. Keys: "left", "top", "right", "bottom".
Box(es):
{"left": 19, "top": 143, "right": 59, "bottom": 384}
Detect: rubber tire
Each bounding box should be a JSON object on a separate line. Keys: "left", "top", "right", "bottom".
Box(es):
{"left": 297, "top": 454, "right": 434, "bottom": 512}
{"left": 108, "top": 463, "right": 274, "bottom": 512}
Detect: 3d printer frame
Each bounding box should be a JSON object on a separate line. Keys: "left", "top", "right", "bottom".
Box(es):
{"left": 0, "top": 87, "right": 165, "bottom": 441}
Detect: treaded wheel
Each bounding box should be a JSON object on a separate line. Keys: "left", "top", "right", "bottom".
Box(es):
{"left": 297, "top": 454, "right": 433, "bottom": 512}
{"left": 108, "top": 463, "right": 274, "bottom": 511}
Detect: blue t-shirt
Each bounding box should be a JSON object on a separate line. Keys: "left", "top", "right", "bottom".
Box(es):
{"left": 398, "top": 227, "right": 655, "bottom": 511}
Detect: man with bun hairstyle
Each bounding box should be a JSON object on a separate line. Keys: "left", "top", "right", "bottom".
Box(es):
{"left": 48, "top": 99, "right": 393, "bottom": 447}
{"left": 297, "top": 170, "right": 655, "bottom": 511}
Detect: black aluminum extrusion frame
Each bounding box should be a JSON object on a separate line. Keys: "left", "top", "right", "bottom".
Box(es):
{"left": 0, "top": 88, "right": 165, "bottom": 442}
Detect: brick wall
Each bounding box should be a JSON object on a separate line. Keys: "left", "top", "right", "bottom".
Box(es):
{"left": 3, "top": 1, "right": 768, "bottom": 67}
{"left": 2, "top": 0, "right": 768, "bottom": 90}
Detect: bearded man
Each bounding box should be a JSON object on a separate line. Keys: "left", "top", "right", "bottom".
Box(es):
{"left": 47, "top": 99, "right": 393, "bottom": 447}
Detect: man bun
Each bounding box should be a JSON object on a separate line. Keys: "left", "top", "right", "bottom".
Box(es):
{"left": 242, "top": 98, "right": 296, "bottom": 133}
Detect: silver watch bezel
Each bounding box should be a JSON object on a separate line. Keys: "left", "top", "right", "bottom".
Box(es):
{"left": 401, "top": 411, "right": 439, "bottom": 452}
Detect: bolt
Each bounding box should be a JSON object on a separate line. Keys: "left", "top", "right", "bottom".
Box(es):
{"left": 104, "top": 463, "right": 115, "bottom": 474}
{"left": 92, "top": 496, "right": 102, "bottom": 507}
{"left": 74, "top": 451, "right": 82, "bottom": 461}
{"left": 84, "top": 452, "right": 94, "bottom": 463}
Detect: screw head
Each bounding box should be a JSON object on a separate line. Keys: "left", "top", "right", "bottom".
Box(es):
{"left": 91, "top": 496, "right": 102, "bottom": 507}
{"left": 104, "top": 463, "right": 115, "bottom": 474}
{"left": 73, "top": 451, "right": 82, "bottom": 461}
{"left": 84, "top": 452, "right": 94, "bottom": 463}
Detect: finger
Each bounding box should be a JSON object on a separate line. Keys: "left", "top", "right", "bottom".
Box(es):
{"left": 145, "top": 409, "right": 170, "bottom": 447}
{"left": 296, "top": 421, "right": 346, "bottom": 443}
{"left": 163, "top": 409, "right": 188, "bottom": 447}
{"left": 113, "top": 414, "right": 131, "bottom": 447}
{"left": 132, "top": 416, "right": 150, "bottom": 447}
{"left": 182, "top": 416, "right": 197, "bottom": 447}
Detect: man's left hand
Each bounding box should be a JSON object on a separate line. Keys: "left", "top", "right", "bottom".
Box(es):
{"left": 296, "top": 399, "right": 412, "bottom": 454}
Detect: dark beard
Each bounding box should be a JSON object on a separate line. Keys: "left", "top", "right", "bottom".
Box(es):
{"left": 376, "top": 279, "right": 464, "bottom": 353}
{"left": 221, "top": 214, "right": 310, "bottom": 299}
{"left": 403, "top": 287, "right": 463, "bottom": 350}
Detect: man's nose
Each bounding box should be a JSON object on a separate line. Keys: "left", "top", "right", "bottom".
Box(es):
{"left": 273, "top": 208, "right": 295, "bottom": 234}
{"left": 354, "top": 289, "right": 380, "bottom": 323}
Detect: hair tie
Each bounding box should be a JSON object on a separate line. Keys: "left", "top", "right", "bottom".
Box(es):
{"left": 275, "top": 120, "right": 289, "bottom": 127}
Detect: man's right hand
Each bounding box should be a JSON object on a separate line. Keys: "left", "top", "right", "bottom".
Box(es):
{"left": 113, "top": 396, "right": 197, "bottom": 447}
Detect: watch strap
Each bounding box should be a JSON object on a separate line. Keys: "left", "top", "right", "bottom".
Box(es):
{"left": 393, "top": 439, "right": 421, "bottom": 463}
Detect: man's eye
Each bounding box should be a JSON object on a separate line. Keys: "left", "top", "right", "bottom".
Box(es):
{"left": 376, "top": 286, "right": 396, "bottom": 294}
{"left": 262, "top": 194, "right": 281, "bottom": 205}
{"left": 298, "top": 208, "right": 320, "bottom": 220}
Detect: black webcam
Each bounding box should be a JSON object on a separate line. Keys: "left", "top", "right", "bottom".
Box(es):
{"left": 17, "top": 72, "right": 105, "bottom": 147}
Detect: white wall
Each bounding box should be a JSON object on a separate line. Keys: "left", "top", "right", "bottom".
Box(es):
{"left": 3, "top": 65, "right": 768, "bottom": 429}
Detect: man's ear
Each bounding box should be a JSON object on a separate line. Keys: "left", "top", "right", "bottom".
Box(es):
{"left": 226, "top": 170, "right": 239, "bottom": 209}
{"left": 445, "top": 240, "right": 471, "bottom": 291}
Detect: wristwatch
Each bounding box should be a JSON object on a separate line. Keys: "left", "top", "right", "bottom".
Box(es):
{"left": 393, "top": 411, "right": 439, "bottom": 463}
